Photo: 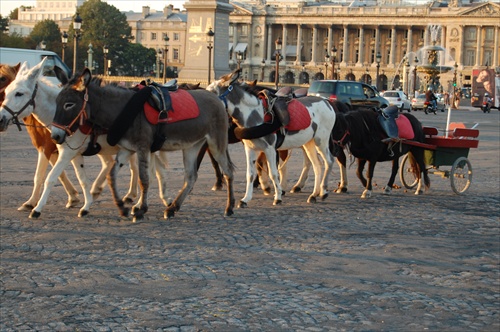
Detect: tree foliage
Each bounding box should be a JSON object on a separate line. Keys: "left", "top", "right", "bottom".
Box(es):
{"left": 72, "top": 0, "right": 134, "bottom": 74}
{"left": 29, "top": 19, "right": 62, "bottom": 51}
{"left": 0, "top": 15, "right": 9, "bottom": 32}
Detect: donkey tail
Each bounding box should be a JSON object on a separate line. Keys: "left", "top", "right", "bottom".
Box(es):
{"left": 408, "top": 151, "right": 430, "bottom": 189}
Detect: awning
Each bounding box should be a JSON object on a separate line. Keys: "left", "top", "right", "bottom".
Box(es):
{"left": 228, "top": 43, "right": 233, "bottom": 52}
{"left": 234, "top": 43, "right": 248, "bottom": 53}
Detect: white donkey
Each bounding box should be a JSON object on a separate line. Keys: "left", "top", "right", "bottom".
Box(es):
{"left": 0, "top": 60, "right": 168, "bottom": 218}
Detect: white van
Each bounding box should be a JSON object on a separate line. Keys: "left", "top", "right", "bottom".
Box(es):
{"left": 0, "top": 47, "right": 72, "bottom": 83}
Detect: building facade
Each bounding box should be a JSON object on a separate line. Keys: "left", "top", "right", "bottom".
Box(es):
{"left": 7, "top": 0, "right": 500, "bottom": 92}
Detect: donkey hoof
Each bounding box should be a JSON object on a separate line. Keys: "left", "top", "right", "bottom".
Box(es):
{"left": 291, "top": 187, "right": 302, "bottom": 193}
{"left": 78, "top": 210, "right": 89, "bottom": 217}
{"left": 361, "top": 191, "right": 372, "bottom": 199}
{"left": 123, "top": 197, "right": 134, "bottom": 204}
{"left": 164, "top": 209, "right": 176, "bottom": 219}
{"left": 238, "top": 201, "right": 248, "bottom": 208}
{"left": 307, "top": 196, "right": 317, "bottom": 204}
{"left": 212, "top": 184, "right": 224, "bottom": 191}
{"left": 263, "top": 187, "right": 271, "bottom": 195}
{"left": 415, "top": 190, "right": 424, "bottom": 196}
{"left": 335, "top": 187, "right": 348, "bottom": 194}
{"left": 133, "top": 210, "right": 145, "bottom": 221}
{"left": 273, "top": 199, "right": 282, "bottom": 206}
{"left": 18, "top": 203, "right": 34, "bottom": 211}
{"left": 224, "top": 208, "right": 234, "bottom": 217}
{"left": 321, "top": 192, "right": 329, "bottom": 200}
{"left": 383, "top": 188, "right": 392, "bottom": 195}
{"left": 119, "top": 207, "right": 130, "bottom": 217}
{"left": 29, "top": 210, "right": 41, "bottom": 219}
{"left": 66, "top": 198, "right": 80, "bottom": 208}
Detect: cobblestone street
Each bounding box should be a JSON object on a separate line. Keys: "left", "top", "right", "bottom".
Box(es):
{"left": 1, "top": 108, "right": 499, "bottom": 331}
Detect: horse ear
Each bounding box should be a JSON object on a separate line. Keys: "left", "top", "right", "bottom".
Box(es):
{"left": 14, "top": 63, "right": 21, "bottom": 73}
{"left": 19, "top": 61, "right": 29, "bottom": 74}
{"left": 72, "top": 68, "right": 91, "bottom": 92}
{"left": 54, "top": 66, "right": 68, "bottom": 85}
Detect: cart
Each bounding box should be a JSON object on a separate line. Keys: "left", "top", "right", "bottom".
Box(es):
{"left": 399, "top": 124, "right": 479, "bottom": 195}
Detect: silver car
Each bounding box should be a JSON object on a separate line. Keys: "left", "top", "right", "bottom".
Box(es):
{"left": 381, "top": 90, "right": 412, "bottom": 112}
{"left": 411, "top": 94, "right": 446, "bottom": 112}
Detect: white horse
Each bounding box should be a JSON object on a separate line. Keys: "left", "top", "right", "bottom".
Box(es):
{"left": 207, "top": 70, "right": 336, "bottom": 207}
{"left": 0, "top": 60, "right": 168, "bottom": 218}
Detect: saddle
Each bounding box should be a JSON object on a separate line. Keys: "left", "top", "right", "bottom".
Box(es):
{"left": 147, "top": 79, "right": 178, "bottom": 119}
{"left": 378, "top": 105, "right": 399, "bottom": 139}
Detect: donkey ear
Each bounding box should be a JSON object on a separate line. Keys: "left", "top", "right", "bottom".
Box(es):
{"left": 27, "top": 57, "right": 47, "bottom": 81}
{"left": 14, "top": 63, "right": 21, "bottom": 72}
{"left": 54, "top": 66, "right": 68, "bottom": 85}
{"left": 19, "top": 61, "right": 29, "bottom": 74}
{"left": 229, "top": 68, "right": 241, "bottom": 85}
{"left": 72, "top": 68, "right": 92, "bottom": 92}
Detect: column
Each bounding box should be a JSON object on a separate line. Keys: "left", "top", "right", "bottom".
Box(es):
{"left": 475, "top": 26, "right": 482, "bottom": 66}
{"left": 295, "top": 24, "right": 302, "bottom": 64}
{"left": 328, "top": 25, "right": 333, "bottom": 56}
{"left": 267, "top": 24, "right": 273, "bottom": 61}
{"left": 310, "top": 25, "right": 318, "bottom": 65}
{"left": 357, "top": 26, "right": 364, "bottom": 66}
{"left": 424, "top": 26, "right": 429, "bottom": 47}
{"left": 390, "top": 26, "right": 396, "bottom": 66}
{"left": 459, "top": 25, "right": 465, "bottom": 65}
{"left": 342, "top": 25, "right": 349, "bottom": 66}
{"left": 494, "top": 26, "right": 499, "bottom": 69}
{"left": 374, "top": 27, "right": 380, "bottom": 65}
{"left": 232, "top": 23, "right": 239, "bottom": 60}
{"left": 406, "top": 26, "right": 413, "bottom": 58}
{"left": 282, "top": 24, "right": 287, "bottom": 64}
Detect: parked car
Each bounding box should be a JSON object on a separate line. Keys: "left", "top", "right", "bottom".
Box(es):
{"left": 411, "top": 94, "right": 446, "bottom": 112}
{"left": 307, "top": 80, "right": 389, "bottom": 111}
{"left": 381, "top": 90, "right": 412, "bottom": 112}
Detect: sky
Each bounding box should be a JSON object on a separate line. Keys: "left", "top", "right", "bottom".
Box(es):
{"left": 0, "top": 0, "right": 187, "bottom": 17}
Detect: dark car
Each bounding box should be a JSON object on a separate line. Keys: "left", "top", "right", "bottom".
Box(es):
{"left": 307, "top": 80, "right": 389, "bottom": 111}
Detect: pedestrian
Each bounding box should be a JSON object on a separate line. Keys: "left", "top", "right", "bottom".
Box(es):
{"left": 453, "top": 90, "right": 461, "bottom": 109}
{"left": 444, "top": 91, "right": 450, "bottom": 106}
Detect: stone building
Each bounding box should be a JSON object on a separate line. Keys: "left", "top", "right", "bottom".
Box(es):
{"left": 7, "top": 0, "right": 500, "bottom": 92}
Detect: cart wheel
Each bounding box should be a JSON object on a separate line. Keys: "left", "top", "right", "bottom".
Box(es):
{"left": 400, "top": 154, "right": 418, "bottom": 189}
{"left": 450, "top": 157, "right": 472, "bottom": 194}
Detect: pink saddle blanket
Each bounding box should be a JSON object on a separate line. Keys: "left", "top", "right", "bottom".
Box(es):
{"left": 144, "top": 89, "right": 199, "bottom": 125}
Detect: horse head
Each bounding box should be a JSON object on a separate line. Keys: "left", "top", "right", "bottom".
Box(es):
{"left": 0, "top": 60, "right": 48, "bottom": 131}
{"left": 0, "top": 62, "right": 20, "bottom": 98}
{"left": 206, "top": 68, "right": 241, "bottom": 95}
{"left": 51, "top": 68, "right": 92, "bottom": 143}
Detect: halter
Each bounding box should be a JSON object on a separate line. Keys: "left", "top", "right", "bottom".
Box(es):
{"left": 332, "top": 129, "right": 350, "bottom": 149}
{"left": 52, "top": 89, "right": 89, "bottom": 136}
{"left": 218, "top": 84, "right": 233, "bottom": 109}
{"left": 1, "top": 83, "right": 38, "bottom": 131}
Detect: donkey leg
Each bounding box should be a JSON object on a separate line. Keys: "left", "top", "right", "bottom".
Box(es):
{"left": 30, "top": 148, "right": 78, "bottom": 219}
{"left": 70, "top": 155, "right": 94, "bottom": 217}
{"left": 262, "top": 146, "right": 283, "bottom": 206}
{"left": 49, "top": 153, "right": 80, "bottom": 208}
{"left": 291, "top": 149, "right": 310, "bottom": 193}
{"left": 360, "top": 160, "right": 376, "bottom": 199}
{"left": 383, "top": 159, "right": 400, "bottom": 195}
{"left": 316, "top": 141, "right": 334, "bottom": 200}
{"left": 165, "top": 144, "right": 203, "bottom": 218}
{"left": 206, "top": 143, "right": 235, "bottom": 217}
{"left": 131, "top": 150, "right": 151, "bottom": 221}
{"left": 302, "top": 141, "right": 323, "bottom": 203}
{"left": 19, "top": 151, "right": 50, "bottom": 211}
{"left": 239, "top": 145, "right": 258, "bottom": 208}
{"left": 153, "top": 151, "right": 170, "bottom": 207}
{"left": 90, "top": 154, "right": 114, "bottom": 200}
{"left": 122, "top": 153, "right": 139, "bottom": 203}
{"left": 334, "top": 150, "right": 349, "bottom": 194}
{"left": 107, "top": 149, "right": 133, "bottom": 218}
{"left": 256, "top": 152, "right": 272, "bottom": 195}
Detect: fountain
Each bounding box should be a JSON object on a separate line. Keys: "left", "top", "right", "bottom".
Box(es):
{"left": 415, "top": 25, "right": 454, "bottom": 92}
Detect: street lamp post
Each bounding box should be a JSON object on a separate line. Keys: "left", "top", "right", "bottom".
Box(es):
{"left": 365, "top": 67, "right": 369, "bottom": 84}
{"left": 156, "top": 49, "right": 163, "bottom": 79}
{"left": 274, "top": 37, "right": 282, "bottom": 90}
{"left": 87, "top": 43, "right": 93, "bottom": 73}
{"left": 206, "top": 27, "right": 215, "bottom": 84}
{"left": 324, "top": 53, "right": 330, "bottom": 79}
{"left": 375, "top": 51, "right": 381, "bottom": 90}
{"left": 260, "top": 58, "right": 265, "bottom": 82}
{"left": 103, "top": 45, "right": 108, "bottom": 76}
{"left": 163, "top": 35, "right": 169, "bottom": 83}
{"left": 61, "top": 31, "right": 68, "bottom": 64}
{"left": 72, "top": 12, "right": 82, "bottom": 74}
{"left": 236, "top": 51, "right": 243, "bottom": 70}
{"left": 452, "top": 62, "right": 458, "bottom": 109}
{"left": 412, "top": 56, "right": 419, "bottom": 98}
{"left": 331, "top": 46, "right": 337, "bottom": 80}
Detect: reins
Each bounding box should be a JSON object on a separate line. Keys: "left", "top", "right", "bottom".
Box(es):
{"left": 2, "top": 83, "right": 38, "bottom": 131}
{"left": 51, "top": 88, "right": 89, "bottom": 136}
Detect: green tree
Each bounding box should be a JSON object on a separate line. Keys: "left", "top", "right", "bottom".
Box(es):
{"left": 29, "top": 19, "right": 62, "bottom": 51}
{"left": 9, "top": 8, "right": 19, "bottom": 20}
{"left": 72, "top": 0, "right": 133, "bottom": 73}
{"left": 0, "top": 32, "right": 28, "bottom": 48}
{"left": 0, "top": 15, "right": 9, "bottom": 32}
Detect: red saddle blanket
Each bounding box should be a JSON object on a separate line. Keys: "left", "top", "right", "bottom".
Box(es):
{"left": 144, "top": 89, "right": 199, "bottom": 125}
{"left": 264, "top": 99, "right": 311, "bottom": 131}
{"left": 395, "top": 114, "right": 415, "bottom": 139}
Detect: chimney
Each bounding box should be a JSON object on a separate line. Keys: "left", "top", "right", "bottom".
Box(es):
{"left": 142, "top": 6, "right": 150, "bottom": 18}
{"left": 164, "top": 5, "right": 173, "bottom": 18}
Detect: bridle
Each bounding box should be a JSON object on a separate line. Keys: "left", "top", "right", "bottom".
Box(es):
{"left": 217, "top": 84, "right": 233, "bottom": 109}
{"left": 1, "top": 83, "right": 38, "bottom": 131}
{"left": 51, "top": 89, "right": 89, "bottom": 137}
{"left": 332, "top": 129, "right": 350, "bottom": 149}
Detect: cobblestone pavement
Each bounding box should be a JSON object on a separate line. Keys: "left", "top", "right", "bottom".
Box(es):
{"left": 1, "top": 108, "right": 499, "bottom": 331}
